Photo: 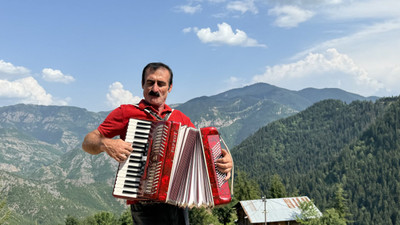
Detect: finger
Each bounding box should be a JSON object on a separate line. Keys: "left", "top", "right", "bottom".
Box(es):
{"left": 121, "top": 149, "right": 132, "bottom": 157}
{"left": 216, "top": 161, "right": 231, "bottom": 169}
{"left": 122, "top": 141, "right": 133, "bottom": 152}
{"left": 216, "top": 163, "right": 232, "bottom": 174}
{"left": 225, "top": 172, "right": 231, "bottom": 181}
{"left": 114, "top": 153, "right": 129, "bottom": 162}
{"left": 216, "top": 149, "right": 231, "bottom": 163}
{"left": 120, "top": 153, "right": 129, "bottom": 161}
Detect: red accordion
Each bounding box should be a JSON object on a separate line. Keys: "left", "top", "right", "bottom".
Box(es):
{"left": 112, "top": 118, "right": 232, "bottom": 208}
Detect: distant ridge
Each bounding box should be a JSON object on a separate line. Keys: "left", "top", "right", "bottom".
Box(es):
{"left": 176, "top": 82, "right": 377, "bottom": 147}
{"left": 298, "top": 87, "right": 379, "bottom": 103}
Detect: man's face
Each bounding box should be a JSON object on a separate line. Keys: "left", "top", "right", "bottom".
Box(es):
{"left": 142, "top": 68, "right": 172, "bottom": 109}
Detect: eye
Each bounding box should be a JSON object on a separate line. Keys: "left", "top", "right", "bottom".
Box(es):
{"left": 157, "top": 81, "right": 167, "bottom": 87}
{"left": 146, "top": 80, "right": 155, "bottom": 86}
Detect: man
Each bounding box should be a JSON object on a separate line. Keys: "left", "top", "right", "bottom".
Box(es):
{"left": 82, "top": 62, "right": 233, "bottom": 225}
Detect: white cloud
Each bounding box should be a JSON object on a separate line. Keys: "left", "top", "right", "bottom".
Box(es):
{"left": 0, "top": 77, "right": 67, "bottom": 105}
{"left": 224, "top": 76, "right": 248, "bottom": 90}
{"left": 268, "top": 5, "right": 314, "bottom": 28}
{"left": 252, "top": 48, "right": 384, "bottom": 96}
{"left": 226, "top": 0, "right": 258, "bottom": 14}
{"left": 208, "top": 0, "right": 226, "bottom": 3}
{"left": 0, "top": 60, "right": 30, "bottom": 78}
{"left": 293, "top": 19, "right": 400, "bottom": 97}
{"left": 322, "top": 0, "right": 400, "bottom": 20}
{"left": 182, "top": 27, "right": 194, "bottom": 33}
{"left": 0, "top": 60, "right": 69, "bottom": 106}
{"left": 106, "top": 82, "right": 141, "bottom": 108}
{"left": 42, "top": 68, "right": 75, "bottom": 84}
{"left": 177, "top": 4, "right": 202, "bottom": 14}
{"left": 195, "top": 22, "right": 266, "bottom": 47}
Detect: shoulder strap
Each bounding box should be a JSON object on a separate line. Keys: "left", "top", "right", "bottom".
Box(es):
{"left": 143, "top": 107, "right": 173, "bottom": 121}
{"left": 132, "top": 104, "right": 173, "bottom": 121}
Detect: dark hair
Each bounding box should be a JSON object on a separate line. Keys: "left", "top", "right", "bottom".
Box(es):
{"left": 141, "top": 62, "right": 173, "bottom": 87}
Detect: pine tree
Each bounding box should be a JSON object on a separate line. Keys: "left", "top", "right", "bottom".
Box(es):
{"left": 269, "top": 174, "right": 287, "bottom": 198}
{"left": 234, "top": 170, "right": 261, "bottom": 201}
{"left": 333, "top": 184, "right": 350, "bottom": 223}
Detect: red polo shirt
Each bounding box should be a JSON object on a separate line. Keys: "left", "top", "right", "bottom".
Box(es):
{"left": 98, "top": 99, "right": 194, "bottom": 140}
{"left": 98, "top": 100, "right": 194, "bottom": 205}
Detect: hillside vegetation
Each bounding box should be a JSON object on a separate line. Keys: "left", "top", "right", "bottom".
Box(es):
{"left": 232, "top": 97, "right": 400, "bottom": 225}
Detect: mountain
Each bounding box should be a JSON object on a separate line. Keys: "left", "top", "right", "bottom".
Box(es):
{"left": 0, "top": 83, "right": 380, "bottom": 224}
{"left": 0, "top": 105, "right": 126, "bottom": 224}
{"left": 0, "top": 104, "right": 109, "bottom": 177}
{"left": 176, "top": 82, "right": 377, "bottom": 147}
{"left": 231, "top": 96, "right": 400, "bottom": 225}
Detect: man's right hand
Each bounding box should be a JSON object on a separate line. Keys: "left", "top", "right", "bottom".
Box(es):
{"left": 101, "top": 138, "right": 133, "bottom": 162}
{"left": 82, "top": 129, "right": 133, "bottom": 162}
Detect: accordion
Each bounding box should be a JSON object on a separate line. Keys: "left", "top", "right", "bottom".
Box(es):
{"left": 112, "top": 118, "right": 233, "bottom": 208}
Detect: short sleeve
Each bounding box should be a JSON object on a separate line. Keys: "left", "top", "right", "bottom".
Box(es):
{"left": 97, "top": 107, "right": 127, "bottom": 138}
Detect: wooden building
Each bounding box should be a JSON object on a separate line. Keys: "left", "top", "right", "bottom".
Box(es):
{"left": 235, "top": 196, "right": 322, "bottom": 225}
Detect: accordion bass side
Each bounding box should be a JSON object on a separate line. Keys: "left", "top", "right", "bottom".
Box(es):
{"left": 112, "top": 118, "right": 233, "bottom": 208}
{"left": 199, "top": 127, "right": 232, "bottom": 206}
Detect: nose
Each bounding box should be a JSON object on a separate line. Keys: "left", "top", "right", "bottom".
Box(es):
{"left": 151, "top": 83, "right": 160, "bottom": 92}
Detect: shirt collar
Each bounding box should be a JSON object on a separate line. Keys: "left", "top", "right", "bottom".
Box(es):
{"left": 138, "top": 99, "right": 172, "bottom": 115}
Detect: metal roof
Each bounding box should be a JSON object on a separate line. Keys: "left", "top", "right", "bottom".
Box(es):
{"left": 239, "top": 196, "right": 322, "bottom": 223}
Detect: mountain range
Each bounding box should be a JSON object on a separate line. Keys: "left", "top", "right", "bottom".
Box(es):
{"left": 176, "top": 83, "right": 377, "bottom": 147}
{"left": 0, "top": 82, "right": 379, "bottom": 224}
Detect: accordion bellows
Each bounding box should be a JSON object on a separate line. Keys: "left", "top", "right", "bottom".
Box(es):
{"left": 112, "top": 118, "right": 232, "bottom": 208}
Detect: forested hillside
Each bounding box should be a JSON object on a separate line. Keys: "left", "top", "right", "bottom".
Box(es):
{"left": 232, "top": 97, "right": 400, "bottom": 224}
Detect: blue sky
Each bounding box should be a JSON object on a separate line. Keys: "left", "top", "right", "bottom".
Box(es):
{"left": 1, "top": 0, "right": 399, "bottom": 112}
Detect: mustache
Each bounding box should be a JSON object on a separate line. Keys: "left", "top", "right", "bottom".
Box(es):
{"left": 149, "top": 90, "right": 160, "bottom": 97}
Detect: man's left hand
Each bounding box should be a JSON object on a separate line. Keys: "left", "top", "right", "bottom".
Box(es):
{"left": 216, "top": 149, "right": 233, "bottom": 180}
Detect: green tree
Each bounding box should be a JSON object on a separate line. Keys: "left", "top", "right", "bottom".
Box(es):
{"left": 296, "top": 200, "right": 321, "bottom": 225}
{"left": 189, "top": 207, "right": 220, "bottom": 225}
{"left": 65, "top": 215, "right": 79, "bottom": 225}
{"left": 296, "top": 200, "right": 347, "bottom": 225}
{"left": 118, "top": 208, "right": 133, "bottom": 225}
{"left": 0, "top": 199, "right": 11, "bottom": 225}
{"left": 269, "top": 174, "right": 287, "bottom": 198}
{"left": 234, "top": 170, "right": 261, "bottom": 201}
{"left": 95, "top": 212, "right": 117, "bottom": 225}
{"left": 333, "top": 184, "right": 350, "bottom": 222}
{"left": 212, "top": 204, "right": 234, "bottom": 225}
{"left": 319, "top": 208, "right": 347, "bottom": 225}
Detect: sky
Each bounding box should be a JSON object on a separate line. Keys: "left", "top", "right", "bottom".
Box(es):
{"left": 0, "top": 0, "right": 399, "bottom": 112}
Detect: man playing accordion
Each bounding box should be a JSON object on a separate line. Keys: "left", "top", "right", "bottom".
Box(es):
{"left": 82, "top": 62, "right": 233, "bottom": 225}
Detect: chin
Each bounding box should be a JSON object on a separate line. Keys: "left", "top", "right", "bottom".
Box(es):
{"left": 148, "top": 98, "right": 163, "bottom": 106}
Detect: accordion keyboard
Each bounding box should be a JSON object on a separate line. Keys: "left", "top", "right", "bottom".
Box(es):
{"left": 113, "top": 119, "right": 152, "bottom": 199}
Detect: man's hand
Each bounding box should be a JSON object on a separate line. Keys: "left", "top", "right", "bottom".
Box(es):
{"left": 102, "top": 138, "right": 133, "bottom": 162}
{"left": 82, "top": 129, "right": 133, "bottom": 162}
{"left": 215, "top": 149, "right": 233, "bottom": 180}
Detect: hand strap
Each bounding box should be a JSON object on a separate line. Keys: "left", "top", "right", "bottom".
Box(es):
{"left": 220, "top": 137, "right": 234, "bottom": 196}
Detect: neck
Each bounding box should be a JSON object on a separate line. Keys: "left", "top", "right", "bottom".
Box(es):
{"left": 144, "top": 100, "right": 165, "bottom": 115}
{"left": 153, "top": 104, "right": 165, "bottom": 114}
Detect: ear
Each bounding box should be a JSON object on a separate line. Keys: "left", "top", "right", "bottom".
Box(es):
{"left": 168, "top": 84, "right": 173, "bottom": 93}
